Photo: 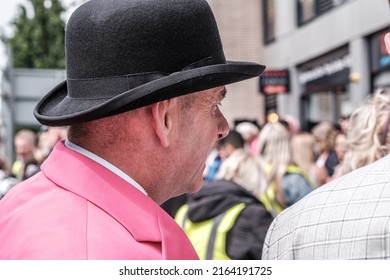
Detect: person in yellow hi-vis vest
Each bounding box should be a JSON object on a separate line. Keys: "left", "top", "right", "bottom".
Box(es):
{"left": 257, "top": 122, "right": 315, "bottom": 218}
{"left": 175, "top": 148, "right": 273, "bottom": 260}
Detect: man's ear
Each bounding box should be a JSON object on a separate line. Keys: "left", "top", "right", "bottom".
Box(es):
{"left": 385, "top": 33, "right": 390, "bottom": 55}
{"left": 151, "top": 100, "right": 174, "bottom": 148}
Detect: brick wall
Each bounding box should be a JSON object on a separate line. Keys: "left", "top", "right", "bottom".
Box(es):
{"left": 207, "top": 0, "right": 265, "bottom": 126}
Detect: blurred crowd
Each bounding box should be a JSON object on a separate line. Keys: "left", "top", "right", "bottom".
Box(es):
{"left": 163, "top": 87, "right": 390, "bottom": 260}
{"left": 1, "top": 88, "right": 390, "bottom": 259}
{"left": 0, "top": 126, "right": 67, "bottom": 199}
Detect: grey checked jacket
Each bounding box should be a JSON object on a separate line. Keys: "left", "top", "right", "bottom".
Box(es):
{"left": 262, "top": 155, "right": 390, "bottom": 260}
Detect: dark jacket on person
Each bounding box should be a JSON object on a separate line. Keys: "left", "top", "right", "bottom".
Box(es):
{"left": 325, "top": 150, "right": 340, "bottom": 177}
{"left": 176, "top": 179, "right": 273, "bottom": 260}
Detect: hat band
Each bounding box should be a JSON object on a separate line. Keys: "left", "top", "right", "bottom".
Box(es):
{"left": 67, "top": 50, "right": 226, "bottom": 100}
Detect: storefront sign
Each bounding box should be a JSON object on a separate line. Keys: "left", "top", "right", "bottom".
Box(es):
{"left": 298, "top": 55, "right": 350, "bottom": 84}
{"left": 259, "top": 69, "right": 290, "bottom": 95}
{"left": 297, "top": 46, "right": 350, "bottom": 93}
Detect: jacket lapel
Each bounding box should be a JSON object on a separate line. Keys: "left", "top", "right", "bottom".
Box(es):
{"left": 41, "top": 141, "right": 162, "bottom": 242}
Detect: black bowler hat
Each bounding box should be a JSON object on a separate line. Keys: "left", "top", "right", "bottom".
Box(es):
{"left": 34, "top": 0, "right": 266, "bottom": 126}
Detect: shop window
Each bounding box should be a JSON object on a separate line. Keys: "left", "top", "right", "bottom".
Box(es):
{"left": 370, "top": 29, "right": 390, "bottom": 89}
{"left": 297, "top": 0, "right": 317, "bottom": 25}
{"left": 297, "top": 0, "right": 348, "bottom": 26}
{"left": 263, "top": 0, "right": 275, "bottom": 44}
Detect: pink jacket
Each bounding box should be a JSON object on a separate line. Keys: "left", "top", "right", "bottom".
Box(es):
{"left": 0, "top": 141, "right": 199, "bottom": 260}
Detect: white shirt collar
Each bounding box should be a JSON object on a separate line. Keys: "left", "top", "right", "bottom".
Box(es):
{"left": 64, "top": 140, "right": 148, "bottom": 196}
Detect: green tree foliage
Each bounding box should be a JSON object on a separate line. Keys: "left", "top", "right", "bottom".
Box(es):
{"left": 3, "top": 0, "right": 66, "bottom": 69}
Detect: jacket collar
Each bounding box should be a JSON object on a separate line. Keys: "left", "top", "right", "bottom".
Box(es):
{"left": 41, "top": 141, "right": 162, "bottom": 242}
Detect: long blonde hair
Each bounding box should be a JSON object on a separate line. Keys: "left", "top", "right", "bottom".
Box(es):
{"left": 291, "top": 132, "right": 327, "bottom": 187}
{"left": 216, "top": 149, "right": 266, "bottom": 197}
{"left": 341, "top": 89, "right": 390, "bottom": 174}
{"left": 291, "top": 132, "right": 316, "bottom": 173}
{"left": 257, "top": 122, "right": 291, "bottom": 189}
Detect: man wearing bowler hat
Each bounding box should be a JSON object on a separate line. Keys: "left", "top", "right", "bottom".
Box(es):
{"left": 0, "top": 0, "right": 265, "bottom": 259}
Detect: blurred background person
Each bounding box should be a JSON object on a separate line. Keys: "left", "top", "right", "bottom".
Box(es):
{"left": 258, "top": 122, "right": 314, "bottom": 217}
{"left": 203, "top": 129, "right": 245, "bottom": 183}
{"left": 338, "top": 115, "right": 351, "bottom": 134}
{"left": 12, "top": 129, "right": 40, "bottom": 181}
{"left": 330, "top": 130, "right": 348, "bottom": 180}
{"left": 284, "top": 115, "right": 301, "bottom": 137}
{"left": 291, "top": 132, "right": 328, "bottom": 188}
{"left": 202, "top": 143, "right": 222, "bottom": 183}
{"left": 311, "top": 121, "right": 339, "bottom": 180}
{"left": 35, "top": 126, "right": 68, "bottom": 164}
{"left": 340, "top": 89, "right": 390, "bottom": 176}
{"left": 175, "top": 147, "right": 272, "bottom": 260}
{"left": 217, "top": 130, "right": 245, "bottom": 161}
{"left": 0, "top": 156, "right": 18, "bottom": 199}
{"left": 235, "top": 121, "right": 260, "bottom": 155}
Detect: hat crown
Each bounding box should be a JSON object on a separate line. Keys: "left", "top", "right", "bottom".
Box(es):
{"left": 66, "top": 0, "right": 224, "bottom": 79}
{"left": 34, "top": 0, "right": 265, "bottom": 126}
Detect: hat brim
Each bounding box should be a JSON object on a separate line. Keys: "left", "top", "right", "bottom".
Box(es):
{"left": 34, "top": 61, "right": 265, "bottom": 126}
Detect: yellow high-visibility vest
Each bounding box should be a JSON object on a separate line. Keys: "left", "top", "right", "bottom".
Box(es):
{"left": 260, "top": 164, "right": 314, "bottom": 217}
{"left": 175, "top": 203, "right": 246, "bottom": 260}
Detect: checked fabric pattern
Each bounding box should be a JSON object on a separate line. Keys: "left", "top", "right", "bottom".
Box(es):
{"left": 262, "top": 155, "right": 390, "bottom": 260}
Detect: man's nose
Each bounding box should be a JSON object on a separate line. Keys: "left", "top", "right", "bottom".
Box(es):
{"left": 217, "top": 116, "right": 229, "bottom": 140}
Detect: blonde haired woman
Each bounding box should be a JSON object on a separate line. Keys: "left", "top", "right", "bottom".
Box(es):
{"left": 341, "top": 89, "right": 390, "bottom": 175}
{"left": 175, "top": 147, "right": 273, "bottom": 260}
{"left": 258, "top": 122, "right": 314, "bottom": 217}
{"left": 311, "top": 121, "right": 339, "bottom": 179}
{"left": 291, "top": 132, "right": 328, "bottom": 187}
{"left": 216, "top": 148, "right": 267, "bottom": 197}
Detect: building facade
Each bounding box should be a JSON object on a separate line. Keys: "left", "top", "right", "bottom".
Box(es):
{"left": 262, "top": 0, "right": 390, "bottom": 131}
{"left": 1, "top": 67, "right": 65, "bottom": 162}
